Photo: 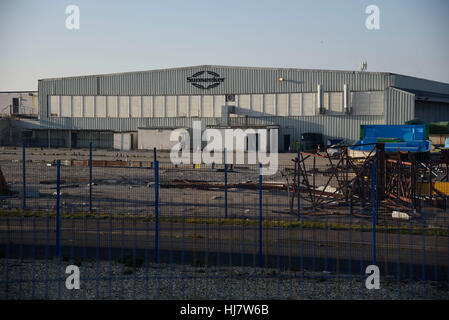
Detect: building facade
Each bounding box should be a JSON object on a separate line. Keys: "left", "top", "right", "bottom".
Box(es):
{"left": 37, "top": 65, "right": 449, "bottom": 151}
{"left": 0, "top": 91, "right": 38, "bottom": 117}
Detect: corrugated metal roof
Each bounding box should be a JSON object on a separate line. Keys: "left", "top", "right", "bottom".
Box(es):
{"left": 393, "top": 74, "right": 449, "bottom": 96}
{"left": 39, "top": 65, "right": 395, "bottom": 98}
{"left": 39, "top": 65, "right": 393, "bottom": 81}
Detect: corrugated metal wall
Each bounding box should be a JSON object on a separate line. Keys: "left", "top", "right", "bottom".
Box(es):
{"left": 385, "top": 87, "right": 415, "bottom": 124}
{"left": 38, "top": 66, "right": 449, "bottom": 148}
{"left": 39, "top": 66, "right": 395, "bottom": 120}
{"left": 228, "top": 115, "right": 385, "bottom": 146}
{"left": 37, "top": 115, "right": 383, "bottom": 146}
{"left": 415, "top": 101, "right": 449, "bottom": 122}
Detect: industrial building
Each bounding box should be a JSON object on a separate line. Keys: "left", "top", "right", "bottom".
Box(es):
{"left": 0, "top": 91, "right": 39, "bottom": 117}
{"left": 0, "top": 91, "right": 40, "bottom": 146}
{"left": 34, "top": 65, "right": 449, "bottom": 151}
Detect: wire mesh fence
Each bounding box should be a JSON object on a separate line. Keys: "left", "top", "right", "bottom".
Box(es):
{"left": 0, "top": 144, "right": 448, "bottom": 300}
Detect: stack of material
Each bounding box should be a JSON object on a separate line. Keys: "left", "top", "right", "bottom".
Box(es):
{"left": 0, "top": 166, "right": 10, "bottom": 196}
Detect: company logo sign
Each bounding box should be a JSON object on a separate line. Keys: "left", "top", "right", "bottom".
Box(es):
{"left": 187, "top": 71, "right": 225, "bottom": 89}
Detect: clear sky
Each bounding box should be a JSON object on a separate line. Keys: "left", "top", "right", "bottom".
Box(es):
{"left": 0, "top": 0, "right": 448, "bottom": 90}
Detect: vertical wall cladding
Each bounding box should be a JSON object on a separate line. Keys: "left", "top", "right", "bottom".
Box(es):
{"left": 38, "top": 66, "right": 397, "bottom": 135}
{"left": 40, "top": 66, "right": 393, "bottom": 103}
{"left": 385, "top": 87, "right": 415, "bottom": 124}
{"left": 228, "top": 115, "right": 384, "bottom": 143}
{"left": 415, "top": 101, "right": 449, "bottom": 122}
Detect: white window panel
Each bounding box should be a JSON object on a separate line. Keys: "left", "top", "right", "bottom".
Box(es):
{"left": 72, "top": 96, "right": 82, "bottom": 117}
{"left": 178, "top": 96, "right": 189, "bottom": 117}
{"left": 303, "top": 93, "right": 316, "bottom": 116}
{"left": 290, "top": 93, "right": 301, "bottom": 116}
{"left": 251, "top": 94, "right": 263, "bottom": 115}
{"left": 323, "top": 93, "right": 330, "bottom": 111}
{"left": 142, "top": 96, "right": 153, "bottom": 117}
{"left": 190, "top": 96, "right": 201, "bottom": 117}
{"left": 49, "top": 96, "right": 60, "bottom": 116}
{"left": 328, "top": 92, "right": 343, "bottom": 115}
{"left": 154, "top": 96, "right": 165, "bottom": 117}
{"left": 118, "top": 96, "right": 130, "bottom": 118}
{"left": 166, "top": 96, "right": 177, "bottom": 117}
{"left": 239, "top": 95, "right": 251, "bottom": 114}
{"left": 370, "top": 91, "right": 384, "bottom": 115}
{"left": 61, "top": 96, "right": 71, "bottom": 117}
{"left": 107, "top": 96, "right": 118, "bottom": 117}
{"left": 202, "top": 96, "right": 214, "bottom": 117}
{"left": 130, "top": 96, "right": 141, "bottom": 118}
{"left": 352, "top": 92, "right": 370, "bottom": 115}
{"left": 96, "top": 96, "right": 106, "bottom": 117}
{"left": 264, "top": 94, "right": 275, "bottom": 115}
{"left": 277, "top": 94, "right": 288, "bottom": 116}
{"left": 214, "top": 95, "right": 224, "bottom": 117}
{"left": 84, "top": 96, "right": 95, "bottom": 117}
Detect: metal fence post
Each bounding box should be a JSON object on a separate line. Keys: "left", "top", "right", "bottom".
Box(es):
{"left": 371, "top": 160, "right": 376, "bottom": 266}
{"left": 154, "top": 160, "right": 159, "bottom": 263}
{"left": 56, "top": 159, "right": 61, "bottom": 258}
{"left": 259, "top": 162, "right": 263, "bottom": 268}
{"left": 89, "top": 142, "right": 93, "bottom": 212}
{"left": 22, "top": 142, "right": 26, "bottom": 210}
{"left": 297, "top": 148, "right": 300, "bottom": 221}
{"left": 224, "top": 148, "right": 228, "bottom": 219}
{"left": 349, "top": 194, "right": 353, "bottom": 216}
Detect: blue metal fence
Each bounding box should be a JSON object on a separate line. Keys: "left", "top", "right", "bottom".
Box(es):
{"left": 0, "top": 144, "right": 448, "bottom": 299}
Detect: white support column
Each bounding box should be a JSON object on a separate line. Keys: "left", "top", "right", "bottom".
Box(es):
{"left": 250, "top": 94, "right": 253, "bottom": 116}
{"left": 262, "top": 94, "right": 266, "bottom": 114}
{"left": 117, "top": 95, "right": 120, "bottom": 118}
{"left": 152, "top": 96, "right": 155, "bottom": 118}
{"left": 317, "top": 84, "right": 323, "bottom": 113}
{"left": 141, "top": 96, "right": 144, "bottom": 118}
{"left": 70, "top": 96, "right": 74, "bottom": 117}
{"left": 188, "top": 96, "right": 191, "bottom": 117}
{"left": 343, "top": 84, "right": 349, "bottom": 109}
{"left": 81, "top": 96, "right": 85, "bottom": 117}
{"left": 274, "top": 93, "right": 278, "bottom": 116}
{"left": 93, "top": 96, "right": 97, "bottom": 118}
{"left": 58, "top": 96, "right": 62, "bottom": 117}
{"left": 105, "top": 96, "right": 109, "bottom": 118}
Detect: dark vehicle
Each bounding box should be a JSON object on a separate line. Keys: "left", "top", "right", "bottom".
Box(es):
{"left": 301, "top": 133, "right": 324, "bottom": 152}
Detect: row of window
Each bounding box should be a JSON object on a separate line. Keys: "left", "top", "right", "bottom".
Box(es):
{"left": 48, "top": 92, "right": 384, "bottom": 118}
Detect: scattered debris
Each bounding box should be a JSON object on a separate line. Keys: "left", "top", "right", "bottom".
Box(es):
{"left": 316, "top": 186, "right": 338, "bottom": 193}
{"left": 392, "top": 211, "right": 410, "bottom": 220}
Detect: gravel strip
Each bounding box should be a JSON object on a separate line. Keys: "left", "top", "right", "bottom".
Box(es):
{"left": 1, "top": 258, "right": 448, "bottom": 300}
